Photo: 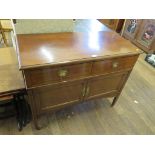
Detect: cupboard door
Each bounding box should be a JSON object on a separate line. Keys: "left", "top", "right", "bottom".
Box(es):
{"left": 136, "top": 19, "right": 155, "bottom": 49}
{"left": 33, "top": 80, "right": 85, "bottom": 114}
{"left": 85, "top": 73, "right": 128, "bottom": 100}
{"left": 123, "top": 19, "right": 142, "bottom": 40}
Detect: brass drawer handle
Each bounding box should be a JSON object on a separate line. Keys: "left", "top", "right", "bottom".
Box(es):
{"left": 58, "top": 69, "right": 68, "bottom": 77}
{"left": 112, "top": 62, "right": 119, "bottom": 68}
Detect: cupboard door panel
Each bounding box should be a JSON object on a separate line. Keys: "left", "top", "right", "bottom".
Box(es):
{"left": 34, "top": 80, "right": 85, "bottom": 113}
{"left": 85, "top": 73, "right": 128, "bottom": 100}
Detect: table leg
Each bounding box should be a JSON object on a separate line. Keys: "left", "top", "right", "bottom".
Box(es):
{"left": 111, "top": 71, "right": 132, "bottom": 107}
{"left": 111, "top": 94, "right": 120, "bottom": 107}
{"left": 14, "top": 92, "right": 32, "bottom": 131}
{"left": 14, "top": 95, "right": 23, "bottom": 131}
{"left": 33, "top": 116, "right": 41, "bottom": 130}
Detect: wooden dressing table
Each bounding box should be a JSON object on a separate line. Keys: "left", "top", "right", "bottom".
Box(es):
{"left": 16, "top": 21, "right": 142, "bottom": 129}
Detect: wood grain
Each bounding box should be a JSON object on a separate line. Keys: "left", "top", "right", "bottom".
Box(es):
{"left": 92, "top": 55, "right": 138, "bottom": 76}
{"left": 24, "top": 62, "right": 91, "bottom": 88}
{"left": 17, "top": 32, "right": 141, "bottom": 69}
{"left": 33, "top": 80, "right": 85, "bottom": 114}
{"left": 0, "top": 53, "right": 154, "bottom": 134}
{"left": 85, "top": 72, "right": 128, "bottom": 100}
{"left": 0, "top": 54, "right": 155, "bottom": 135}
{"left": 15, "top": 20, "right": 141, "bottom": 129}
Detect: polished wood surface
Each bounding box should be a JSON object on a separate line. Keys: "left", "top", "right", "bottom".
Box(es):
{"left": 24, "top": 55, "right": 138, "bottom": 89}
{"left": 86, "top": 73, "right": 127, "bottom": 100}
{"left": 0, "top": 47, "right": 25, "bottom": 95}
{"left": 1, "top": 53, "right": 155, "bottom": 134}
{"left": 34, "top": 80, "right": 85, "bottom": 114}
{"left": 92, "top": 55, "right": 138, "bottom": 75}
{"left": 16, "top": 20, "right": 141, "bottom": 129}
{"left": 17, "top": 32, "right": 141, "bottom": 69}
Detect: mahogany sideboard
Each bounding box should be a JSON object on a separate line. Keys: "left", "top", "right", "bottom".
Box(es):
{"left": 16, "top": 30, "right": 142, "bottom": 129}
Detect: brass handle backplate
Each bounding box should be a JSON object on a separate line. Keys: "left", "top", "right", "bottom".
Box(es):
{"left": 112, "top": 62, "right": 119, "bottom": 68}
{"left": 58, "top": 69, "right": 68, "bottom": 77}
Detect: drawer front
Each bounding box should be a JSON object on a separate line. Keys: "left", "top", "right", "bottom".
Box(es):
{"left": 24, "top": 62, "right": 91, "bottom": 88}
{"left": 92, "top": 55, "right": 138, "bottom": 75}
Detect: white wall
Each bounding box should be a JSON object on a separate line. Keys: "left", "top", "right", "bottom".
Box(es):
{"left": 15, "top": 19, "right": 74, "bottom": 34}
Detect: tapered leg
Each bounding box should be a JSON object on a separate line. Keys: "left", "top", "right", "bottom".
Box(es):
{"left": 111, "top": 71, "right": 132, "bottom": 107}
{"left": 111, "top": 94, "right": 120, "bottom": 107}
{"left": 28, "top": 90, "right": 41, "bottom": 130}
{"left": 33, "top": 115, "right": 41, "bottom": 130}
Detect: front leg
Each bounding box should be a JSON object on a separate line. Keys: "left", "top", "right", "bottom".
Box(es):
{"left": 111, "top": 94, "right": 120, "bottom": 107}
{"left": 28, "top": 90, "right": 41, "bottom": 130}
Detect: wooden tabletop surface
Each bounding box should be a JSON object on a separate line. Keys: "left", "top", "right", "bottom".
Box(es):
{"left": 0, "top": 47, "right": 25, "bottom": 95}
{"left": 16, "top": 20, "right": 142, "bottom": 70}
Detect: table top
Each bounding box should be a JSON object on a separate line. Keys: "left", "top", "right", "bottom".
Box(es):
{"left": 0, "top": 47, "right": 25, "bottom": 95}
{"left": 16, "top": 20, "right": 142, "bottom": 70}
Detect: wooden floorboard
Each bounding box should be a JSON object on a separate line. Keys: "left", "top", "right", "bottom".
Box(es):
{"left": 0, "top": 53, "right": 155, "bottom": 135}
